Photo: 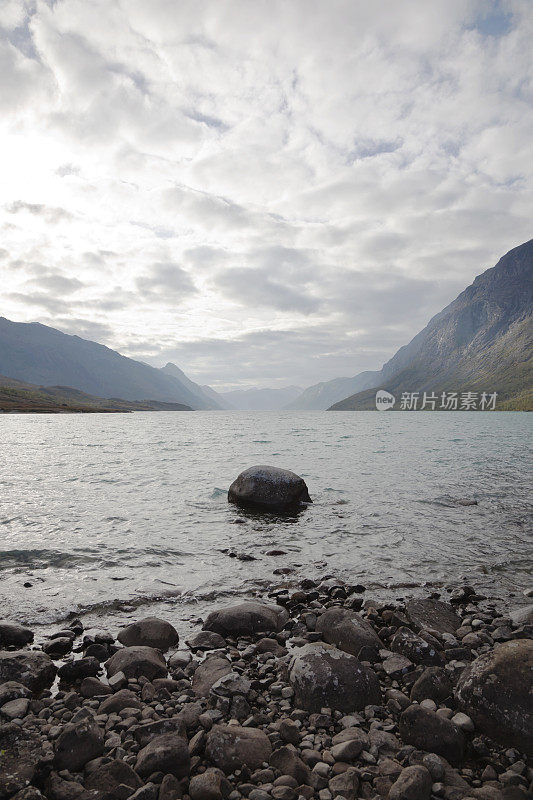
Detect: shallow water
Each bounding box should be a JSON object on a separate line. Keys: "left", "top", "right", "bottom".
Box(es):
{"left": 0, "top": 411, "right": 531, "bottom": 635}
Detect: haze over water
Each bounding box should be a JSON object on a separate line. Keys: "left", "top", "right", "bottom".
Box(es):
{"left": 1, "top": 411, "right": 531, "bottom": 634}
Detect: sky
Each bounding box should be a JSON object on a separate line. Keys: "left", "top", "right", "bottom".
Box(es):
{"left": 1, "top": 0, "right": 532, "bottom": 391}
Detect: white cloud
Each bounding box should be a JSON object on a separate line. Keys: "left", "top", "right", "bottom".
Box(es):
{"left": 0, "top": 0, "right": 531, "bottom": 388}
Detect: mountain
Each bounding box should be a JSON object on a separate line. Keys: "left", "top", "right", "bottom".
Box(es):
{"left": 0, "top": 374, "right": 192, "bottom": 413}
{"left": 329, "top": 239, "right": 533, "bottom": 410}
{"left": 0, "top": 318, "right": 218, "bottom": 409}
{"left": 199, "top": 384, "right": 235, "bottom": 410}
{"left": 285, "top": 371, "right": 380, "bottom": 410}
{"left": 220, "top": 385, "right": 303, "bottom": 410}
{"left": 159, "top": 362, "right": 227, "bottom": 409}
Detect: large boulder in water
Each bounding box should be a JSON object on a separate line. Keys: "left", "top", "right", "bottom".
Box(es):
{"left": 203, "top": 601, "right": 289, "bottom": 637}
{"left": 288, "top": 642, "right": 381, "bottom": 712}
{"left": 0, "top": 650, "right": 56, "bottom": 692}
{"left": 455, "top": 639, "right": 533, "bottom": 755}
{"left": 117, "top": 617, "right": 179, "bottom": 651}
{"left": 316, "top": 607, "right": 381, "bottom": 658}
{"left": 228, "top": 465, "right": 311, "bottom": 512}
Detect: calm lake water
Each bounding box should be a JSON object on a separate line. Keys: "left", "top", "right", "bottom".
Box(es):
{"left": 0, "top": 411, "right": 531, "bottom": 635}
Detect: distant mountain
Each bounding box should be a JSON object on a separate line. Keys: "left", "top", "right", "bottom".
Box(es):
{"left": 159, "top": 362, "right": 227, "bottom": 409}
{"left": 330, "top": 239, "right": 533, "bottom": 410}
{"left": 220, "top": 385, "right": 303, "bottom": 410}
{"left": 0, "top": 374, "right": 192, "bottom": 413}
{"left": 199, "top": 384, "right": 235, "bottom": 410}
{"left": 285, "top": 371, "right": 380, "bottom": 410}
{"left": 0, "top": 318, "right": 217, "bottom": 409}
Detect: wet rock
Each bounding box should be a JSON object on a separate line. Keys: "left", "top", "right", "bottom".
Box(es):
{"left": 192, "top": 656, "right": 233, "bottom": 697}
{"left": 383, "top": 654, "right": 413, "bottom": 677}
{"left": 0, "top": 621, "right": 34, "bottom": 648}
{"left": 391, "top": 627, "right": 444, "bottom": 667}
{"left": 43, "top": 637, "right": 73, "bottom": 657}
{"left": 508, "top": 605, "right": 533, "bottom": 626}
{"left": 79, "top": 676, "right": 112, "bottom": 698}
{"left": 106, "top": 646, "right": 168, "bottom": 680}
{"left": 203, "top": 602, "right": 288, "bottom": 637}
{"left": 0, "top": 681, "right": 32, "bottom": 705}
{"left": 206, "top": 724, "right": 272, "bottom": 773}
{"left": 405, "top": 599, "right": 461, "bottom": 634}
{"left": 0, "top": 697, "right": 30, "bottom": 720}
{"left": 133, "top": 717, "right": 187, "bottom": 748}
{"left": 117, "top": 617, "right": 179, "bottom": 651}
{"left": 228, "top": 466, "right": 312, "bottom": 513}
{"left": 57, "top": 656, "right": 100, "bottom": 683}
{"left": 187, "top": 631, "right": 227, "bottom": 651}
{"left": 328, "top": 769, "right": 359, "bottom": 800}
{"left": 136, "top": 732, "right": 191, "bottom": 778}
{"left": 399, "top": 705, "right": 465, "bottom": 765}
{"left": 99, "top": 688, "right": 142, "bottom": 713}
{"left": 189, "top": 768, "right": 232, "bottom": 800}
{"left": 288, "top": 642, "right": 381, "bottom": 712}
{"left": 84, "top": 758, "right": 144, "bottom": 795}
{"left": 269, "top": 746, "right": 311, "bottom": 784}
{"left": 54, "top": 717, "right": 104, "bottom": 771}
{"left": 389, "top": 765, "right": 432, "bottom": 800}
{"left": 315, "top": 607, "right": 381, "bottom": 658}
{"left": 0, "top": 650, "right": 56, "bottom": 692}
{"left": 455, "top": 639, "right": 533, "bottom": 755}
{"left": 410, "top": 667, "right": 453, "bottom": 704}
{"left": 0, "top": 722, "right": 43, "bottom": 799}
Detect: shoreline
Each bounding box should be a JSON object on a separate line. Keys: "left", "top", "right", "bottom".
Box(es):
{"left": 1, "top": 577, "right": 531, "bottom": 800}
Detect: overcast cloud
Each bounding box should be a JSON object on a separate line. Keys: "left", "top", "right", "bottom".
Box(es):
{"left": 1, "top": 0, "right": 531, "bottom": 389}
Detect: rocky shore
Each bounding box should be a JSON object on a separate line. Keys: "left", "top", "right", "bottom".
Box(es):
{"left": 0, "top": 579, "right": 531, "bottom": 800}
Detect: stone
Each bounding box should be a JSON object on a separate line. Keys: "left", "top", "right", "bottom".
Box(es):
{"left": 269, "top": 746, "right": 311, "bottom": 784}
{"left": 206, "top": 724, "right": 272, "bottom": 773}
{"left": 405, "top": 599, "right": 461, "bottom": 634}
{"left": 330, "top": 739, "right": 363, "bottom": 761}
{"left": 228, "top": 465, "right": 312, "bottom": 512}
{"left": 44, "top": 772, "right": 93, "bottom": 800}
{"left": 451, "top": 713, "right": 474, "bottom": 732}
{"left": 192, "top": 656, "right": 233, "bottom": 697}
{"left": 0, "top": 621, "right": 34, "bottom": 648}
{"left": 210, "top": 672, "right": 251, "bottom": 697}
{"left": 508, "top": 605, "right": 533, "bottom": 626}
{"left": 0, "top": 722, "right": 43, "bottom": 799}
{"left": 54, "top": 717, "right": 104, "bottom": 771}
{"left": 187, "top": 631, "right": 227, "bottom": 651}
{"left": 388, "top": 765, "right": 432, "bottom": 800}
{"left": 0, "top": 698, "right": 30, "bottom": 720}
{"left": 328, "top": 769, "right": 359, "bottom": 800}
{"left": 383, "top": 654, "right": 413, "bottom": 677}
{"left": 99, "top": 688, "right": 142, "bottom": 714}
{"left": 203, "top": 602, "right": 289, "bottom": 637}
{"left": 132, "top": 717, "right": 187, "bottom": 747}
{"left": 288, "top": 642, "right": 381, "bottom": 713}
{"left": 79, "top": 677, "right": 112, "bottom": 698}
{"left": 0, "top": 650, "right": 56, "bottom": 692}
{"left": 391, "top": 627, "right": 444, "bottom": 667}
{"left": 43, "top": 637, "right": 73, "bottom": 657}
{"left": 106, "top": 646, "right": 168, "bottom": 680}
{"left": 10, "top": 789, "right": 44, "bottom": 800}
{"left": 278, "top": 718, "right": 301, "bottom": 745}
{"left": 136, "top": 732, "right": 191, "bottom": 778}
{"left": 159, "top": 774, "right": 182, "bottom": 800}
{"left": 130, "top": 785, "right": 158, "bottom": 800}
{"left": 455, "top": 640, "right": 533, "bottom": 755}
{"left": 57, "top": 657, "right": 100, "bottom": 683}
{"left": 315, "top": 607, "right": 381, "bottom": 658}
{"left": 117, "top": 617, "right": 179, "bottom": 651}
{"left": 410, "top": 667, "right": 453, "bottom": 704}
{"left": 84, "top": 759, "right": 143, "bottom": 795}
{"left": 399, "top": 705, "right": 465, "bottom": 765}
{"left": 189, "top": 768, "right": 232, "bottom": 800}
{"left": 0, "top": 682, "right": 32, "bottom": 705}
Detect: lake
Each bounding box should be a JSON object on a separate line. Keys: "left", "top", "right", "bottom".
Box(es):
{"left": 1, "top": 411, "right": 531, "bottom": 635}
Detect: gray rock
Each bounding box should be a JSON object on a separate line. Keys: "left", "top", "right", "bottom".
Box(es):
{"left": 132, "top": 716, "right": 187, "bottom": 747}
{"left": 391, "top": 627, "right": 444, "bottom": 667}
{"left": 192, "top": 655, "right": 233, "bottom": 697}
{"left": 399, "top": 705, "right": 465, "bottom": 765}
{"left": 508, "top": 605, "right": 533, "bottom": 626}
{"left": 0, "top": 621, "right": 34, "bottom": 648}
{"left": 269, "top": 746, "right": 311, "bottom": 784}
{"left": 0, "top": 698, "right": 30, "bottom": 720}
{"left": 206, "top": 724, "right": 272, "bottom": 773}
{"left": 130, "top": 784, "right": 158, "bottom": 800}
{"left": 0, "top": 650, "right": 56, "bottom": 692}
{"left": 159, "top": 774, "right": 182, "bottom": 800}
{"left": 43, "top": 637, "right": 73, "bottom": 657}
{"left": 84, "top": 758, "right": 143, "bottom": 795}
{"left": 99, "top": 688, "right": 142, "bottom": 714}
{"left": 0, "top": 681, "right": 32, "bottom": 705}
{"left": 187, "top": 631, "right": 227, "bottom": 651}
{"left": 10, "top": 788, "right": 45, "bottom": 800}
{"left": 389, "top": 765, "right": 432, "bottom": 800}
{"left": 288, "top": 642, "right": 381, "bottom": 713}
{"left": 79, "top": 677, "right": 112, "bottom": 698}
{"left": 328, "top": 768, "right": 359, "bottom": 800}
{"left": 106, "top": 646, "right": 168, "bottom": 680}
{"left": 410, "top": 667, "right": 453, "bottom": 704}
{"left": 383, "top": 654, "right": 413, "bottom": 677}
{"left": 203, "top": 602, "right": 289, "bottom": 637}
{"left": 189, "top": 768, "right": 232, "bottom": 800}
{"left": 135, "top": 732, "right": 190, "bottom": 778}
{"left": 0, "top": 722, "right": 43, "bottom": 799}
{"left": 405, "top": 599, "right": 461, "bottom": 634}
{"left": 54, "top": 718, "right": 104, "bottom": 771}
{"left": 228, "top": 465, "right": 312, "bottom": 512}
{"left": 117, "top": 617, "right": 179, "bottom": 651}
{"left": 44, "top": 772, "right": 93, "bottom": 800}
{"left": 315, "top": 607, "right": 381, "bottom": 658}
{"left": 57, "top": 656, "right": 100, "bottom": 683}
{"left": 455, "top": 639, "right": 533, "bottom": 755}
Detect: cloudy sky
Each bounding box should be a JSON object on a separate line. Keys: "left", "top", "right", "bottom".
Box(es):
{"left": 1, "top": 0, "right": 532, "bottom": 390}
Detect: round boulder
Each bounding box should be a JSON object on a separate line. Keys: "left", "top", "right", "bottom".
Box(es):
{"left": 54, "top": 718, "right": 104, "bottom": 771}
{"left": 228, "top": 465, "right": 311, "bottom": 513}
{"left": 203, "top": 602, "right": 288, "bottom": 638}
{"left": 288, "top": 642, "right": 381, "bottom": 713}
{"left": 0, "top": 722, "right": 43, "bottom": 798}
{"left": 106, "top": 646, "right": 167, "bottom": 680}
{"left": 135, "top": 732, "right": 190, "bottom": 778}
{"left": 399, "top": 705, "right": 465, "bottom": 765}
{"left": 117, "top": 617, "right": 179, "bottom": 651}
{"left": 206, "top": 724, "right": 272, "bottom": 773}
{"left": 0, "top": 650, "right": 56, "bottom": 692}
{"left": 455, "top": 639, "right": 533, "bottom": 755}
{"left": 192, "top": 655, "right": 232, "bottom": 697}
{"left": 315, "top": 607, "right": 381, "bottom": 658}
{"left": 0, "top": 621, "right": 34, "bottom": 648}
{"left": 189, "top": 768, "right": 232, "bottom": 800}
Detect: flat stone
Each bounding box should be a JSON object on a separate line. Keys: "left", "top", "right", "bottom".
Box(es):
{"left": 206, "top": 724, "right": 272, "bottom": 773}
{"left": 117, "top": 617, "right": 179, "bottom": 651}
{"left": 203, "top": 602, "right": 289, "bottom": 637}
{"left": 192, "top": 655, "right": 233, "bottom": 697}
{"left": 135, "top": 732, "right": 191, "bottom": 778}
{"left": 106, "top": 646, "right": 167, "bottom": 680}
{"left": 0, "top": 650, "right": 56, "bottom": 692}
{"left": 315, "top": 607, "right": 381, "bottom": 658}
{"left": 0, "top": 621, "right": 34, "bottom": 648}
{"left": 399, "top": 705, "right": 465, "bottom": 765}
{"left": 405, "top": 599, "right": 461, "bottom": 634}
